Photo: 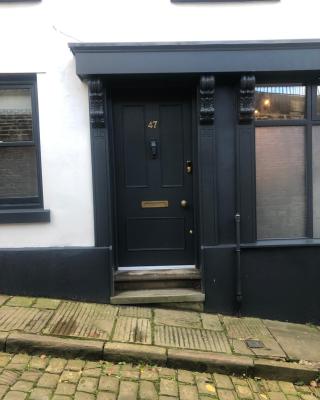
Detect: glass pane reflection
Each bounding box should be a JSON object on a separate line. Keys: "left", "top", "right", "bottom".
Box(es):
{"left": 255, "top": 85, "right": 305, "bottom": 120}
{"left": 317, "top": 86, "right": 320, "bottom": 115}
{"left": 0, "top": 147, "right": 38, "bottom": 198}
{"left": 256, "top": 126, "right": 306, "bottom": 239}
{"left": 0, "top": 89, "right": 33, "bottom": 143}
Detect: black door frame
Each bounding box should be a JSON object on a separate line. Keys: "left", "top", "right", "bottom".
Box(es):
{"left": 87, "top": 75, "right": 216, "bottom": 295}
{"left": 109, "top": 80, "right": 200, "bottom": 269}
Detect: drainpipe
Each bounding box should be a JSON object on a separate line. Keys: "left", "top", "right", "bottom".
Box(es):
{"left": 235, "top": 213, "right": 242, "bottom": 312}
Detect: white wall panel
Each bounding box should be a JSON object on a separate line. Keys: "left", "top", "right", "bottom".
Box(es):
{"left": 0, "top": 0, "right": 318, "bottom": 247}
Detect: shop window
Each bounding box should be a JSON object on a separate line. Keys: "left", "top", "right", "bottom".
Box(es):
{"left": 0, "top": 77, "right": 49, "bottom": 223}
{"left": 254, "top": 84, "right": 320, "bottom": 240}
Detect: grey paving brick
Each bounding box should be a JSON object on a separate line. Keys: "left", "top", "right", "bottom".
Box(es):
{"left": 179, "top": 384, "right": 199, "bottom": 400}
{"left": 29, "top": 388, "right": 53, "bottom": 400}
{"left": 217, "top": 389, "right": 237, "bottom": 400}
{"left": 213, "top": 374, "right": 234, "bottom": 390}
{"left": 236, "top": 385, "right": 254, "bottom": 399}
{"left": 98, "top": 376, "right": 119, "bottom": 392}
{"left": 37, "top": 373, "right": 60, "bottom": 389}
{"left": 178, "top": 369, "right": 194, "bottom": 384}
{"left": 268, "top": 392, "right": 287, "bottom": 400}
{"left": 55, "top": 383, "right": 76, "bottom": 396}
{"left": 77, "top": 377, "right": 98, "bottom": 393}
{"left": 140, "top": 367, "right": 159, "bottom": 381}
{"left": 74, "top": 393, "right": 95, "bottom": 400}
{"left": 29, "top": 356, "right": 49, "bottom": 370}
{"left": 65, "top": 359, "right": 85, "bottom": 371}
{"left": 160, "top": 379, "right": 178, "bottom": 397}
{"left": 46, "top": 358, "right": 67, "bottom": 374}
{"left": 3, "top": 391, "right": 27, "bottom": 400}
{"left": 197, "top": 381, "right": 217, "bottom": 396}
{"left": 60, "top": 370, "right": 82, "bottom": 384}
{"left": 97, "top": 392, "right": 117, "bottom": 400}
{"left": 139, "top": 380, "right": 158, "bottom": 400}
{"left": 20, "top": 371, "right": 41, "bottom": 382}
{"left": 11, "top": 380, "right": 34, "bottom": 392}
{"left": 118, "top": 381, "right": 138, "bottom": 400}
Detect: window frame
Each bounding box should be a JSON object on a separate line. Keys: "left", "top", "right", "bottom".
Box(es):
{"left": 0, "top": 75, "right": 49, "bottom": 223}
{"left": 254, "top": 83, "right": 320, "bottom": 241}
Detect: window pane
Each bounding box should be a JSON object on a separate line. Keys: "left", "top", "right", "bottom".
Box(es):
{"left": 312, "top": 126, "right": 320, "bottom": 237}
{"left": 256, "top": 126, "right": 306, "bottom": 239}
{"left": 0, "top": 88, "right": 33, "bottom": 142}
{"left": 317, "top": 86, "right": 320, "bottom": 115}
{"left": 0, "top": 147, "right": 38, "bottom": 198}
{"left": 255, "top": 85, "right": 305, "bottom": 120}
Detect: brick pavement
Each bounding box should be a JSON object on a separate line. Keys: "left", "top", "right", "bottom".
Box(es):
{"left": 0, "top": 352, "right": 318, "bottom": 400}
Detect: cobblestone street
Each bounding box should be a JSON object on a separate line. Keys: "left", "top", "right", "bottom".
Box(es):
{"left": 0, "top": 352, "right": 318, "bottom": 400}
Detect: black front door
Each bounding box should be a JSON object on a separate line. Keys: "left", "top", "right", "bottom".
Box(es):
{"left": 113, "top": 89, "right": 195, "bottom": 267}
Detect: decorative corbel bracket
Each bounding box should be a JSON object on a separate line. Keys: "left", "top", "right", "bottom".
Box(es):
{"left": 88, "top": 79, "right": 105, "bottom": 129}
{"left": 239, "top": 75, "right": 256, "bottom": 123}
{"left": 199, "top": 75, "right": 215, "bottom": 125}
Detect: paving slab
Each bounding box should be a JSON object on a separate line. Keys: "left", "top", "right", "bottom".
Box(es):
{"left": 154, "top": 324, "right": 231, "bottom": 353}
{"left": 154, "top": 309, "right": 202, "bottom": 329}
{"left": 223, "top": 317, "right": 271, "bottom": 339}
{"left": 0, "top": 307, "right": 53, "bottom": 333}
{"left": 118, "top": 306, "right": 152, "bottom": 318}
{"left": 43, "top": 302, "right": 118, "bottom": 340}
{"left": 112, "top": 317, "right": 151, "bottom": 344}
{"left": 264, "top": 320, "right": 320, "bottom": 363}
{"left": 32, "top": 298, "right": 61, "bottom": 310}
{"left": 6, "top": 297, "right": 35, "bottom": 308}
{"left": 201, "top": 314, "right": 224, "bottom": 331}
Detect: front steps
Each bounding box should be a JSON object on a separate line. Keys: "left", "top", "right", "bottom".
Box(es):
{"left": 112, "top": 268, "right": 204, "bottom": 311}
{"left": 110, "top": 288, "right": 204, "bottom": 306}
{"left": 114, "top": 268, "right": 201, "bottom": 290}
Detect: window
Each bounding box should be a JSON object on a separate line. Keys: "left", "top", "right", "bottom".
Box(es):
{"left": 0, "top": 76, "right": 49, "bottom": 223}
{"left": 254, "top": 84, "right": 319, "bottom": 240}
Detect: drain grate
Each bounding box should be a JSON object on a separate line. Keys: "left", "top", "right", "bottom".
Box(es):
{"left": 245, "top": 339, "right": 265, "bottom": 349}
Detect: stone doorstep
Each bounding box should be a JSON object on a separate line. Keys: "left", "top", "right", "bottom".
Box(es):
{"left": 0, "top": 331, "right": 318, "bottom": 382}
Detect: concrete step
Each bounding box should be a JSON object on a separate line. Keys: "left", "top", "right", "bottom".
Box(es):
{"left": 110, "top": 288, "right": 205, "bottom": 305}
{"left": 114, "top": 268, "right": 201, "bottom": 290}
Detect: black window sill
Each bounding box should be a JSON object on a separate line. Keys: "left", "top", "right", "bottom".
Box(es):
{"left": 241, "top": 239, "right": 320, "bottom": 248}
{"left": 0, "top": 209, "right": 50, "bottom": 224}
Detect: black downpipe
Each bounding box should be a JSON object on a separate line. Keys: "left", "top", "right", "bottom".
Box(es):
{"left": 235, "top": 213, "right": 242, "bottom": 312}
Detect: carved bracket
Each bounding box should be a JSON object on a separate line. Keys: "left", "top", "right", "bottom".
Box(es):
{"left": 239, "top": 75, "right": 256, "bottom": 123}
{"left": 199, "top": 75, "right": 215, "bottom": 125}
{"left": 88, "top": 79, "right": 105, "bottom": 129}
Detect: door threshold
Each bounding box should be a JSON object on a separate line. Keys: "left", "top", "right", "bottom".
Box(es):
{"left": 118, "top": 265, "right": 196, "bottom": 271}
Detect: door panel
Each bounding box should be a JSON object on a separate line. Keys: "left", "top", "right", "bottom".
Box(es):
{"left": 113, "top": 90, "right": 195, "bottom": 267}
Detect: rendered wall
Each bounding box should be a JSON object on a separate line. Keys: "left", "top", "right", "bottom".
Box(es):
{"left": 0, "top": 0, "right": 319, "bottom": 247}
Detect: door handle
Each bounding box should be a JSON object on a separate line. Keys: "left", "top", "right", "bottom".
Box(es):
{"left": 180, "top": 200, "right": 188, "bottom": 208}
{"left": 150, "top": 139, "right": 158, "bottom": 159}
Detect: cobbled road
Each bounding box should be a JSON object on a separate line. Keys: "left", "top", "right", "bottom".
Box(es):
{"left": 0, "top": 352, "right": 318, "bottom": 400}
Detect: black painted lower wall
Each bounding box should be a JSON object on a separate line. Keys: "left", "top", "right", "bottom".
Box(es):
{"left": 203, "top": 245, "right": 320, "bottom": 324}
{"left": 0, "top": 247, "right": 111, "bottom": 303}
{"left": 0, "top": 245, "right": 319, "bottom": 324}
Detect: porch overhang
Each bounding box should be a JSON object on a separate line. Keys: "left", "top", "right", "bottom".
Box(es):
{"left": 69, "top": 39, "right": 320, "bottom": 78}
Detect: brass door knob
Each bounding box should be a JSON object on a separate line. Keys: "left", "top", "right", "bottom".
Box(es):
{"left": 180, "top": 200, "right": 188, "bottom": 208}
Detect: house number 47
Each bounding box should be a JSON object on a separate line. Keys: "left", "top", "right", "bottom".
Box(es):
{"left": 147, "top": 120, "right": 158, "bottom": 128}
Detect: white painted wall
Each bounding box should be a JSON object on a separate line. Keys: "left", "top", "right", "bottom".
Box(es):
{"left": 0, "top": 0, "right": 319, "bottom": 247}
